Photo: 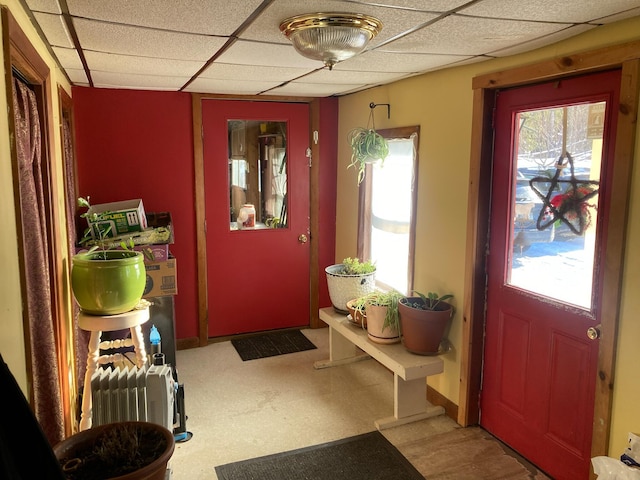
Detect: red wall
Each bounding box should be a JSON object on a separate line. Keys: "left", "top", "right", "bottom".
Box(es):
{"left": 72, "top": 87, "right": 198, "bottom": 339}
{"left": 72, "top": 87, "right": 338, "bottom": 339}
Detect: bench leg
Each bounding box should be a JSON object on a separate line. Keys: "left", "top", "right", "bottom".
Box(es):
{"left": 314, "top": 326, "right": 370, "bottom": 369}
{"left": 375, "top": 374, "right": 444, "bottom": 430}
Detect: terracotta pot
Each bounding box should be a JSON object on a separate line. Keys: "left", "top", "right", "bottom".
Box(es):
{"left": 325, "top": 264, "right": 376, "bottom": 313}
{"left": 399, "top": 298, "right": 453, "bottom": 355}
{"left": 346, "top": 299, "right": 367, "bottom": 327}
{"left": 365, "top": 303, "right": 400, "bottom": 344}
{"left": 54, "top": 421, "right": 174, "bottom": 480}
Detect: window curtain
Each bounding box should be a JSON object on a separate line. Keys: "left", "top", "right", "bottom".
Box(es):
{"left": 12, "top": 76, "right": 64, "bottom": 445}
{"left": 62, "top": 113, "right": 87, "bottom": 398}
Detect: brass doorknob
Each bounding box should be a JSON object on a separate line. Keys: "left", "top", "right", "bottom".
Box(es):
{"left": 586, "top": 324, "right": 601, "bottom": 340}
{"left": 298, "top": 234, "right": 308, "bottom": 243}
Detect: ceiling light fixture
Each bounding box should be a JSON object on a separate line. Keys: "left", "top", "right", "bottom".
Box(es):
{"left": 279, "top": 13, "right": 383, "bottom": 70}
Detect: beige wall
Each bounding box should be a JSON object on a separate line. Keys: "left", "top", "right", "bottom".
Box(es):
{"left": 337, "top": 16, "right": 640, "bottom": 456}
{"left": 0, "top": 0, "right": 72, "bottom": 395}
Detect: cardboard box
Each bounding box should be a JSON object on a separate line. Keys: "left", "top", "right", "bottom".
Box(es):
{"left": 134, "top": 244, "right": 170, "bottom": 263}
{"left": 143, "top": 258, "right": 177, "bottom": 298}
{"left": 88, "top": 199, "right": 147, "bottom": 238}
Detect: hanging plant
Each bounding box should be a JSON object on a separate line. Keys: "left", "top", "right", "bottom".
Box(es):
{"left": 347, "top": 106, "right": 389, "bottom": 185}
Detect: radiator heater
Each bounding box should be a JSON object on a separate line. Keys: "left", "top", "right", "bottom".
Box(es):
{"left": 90, "top": 364, "right": 174, "bottom": 430}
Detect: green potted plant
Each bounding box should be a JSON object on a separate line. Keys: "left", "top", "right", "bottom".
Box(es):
{"left": 325, "top": 257, "right": 376, "bottom": 313}
{"left": 71, "top": 197, "right": 146, "bottom": 315}
{"left": 347, "top": 127, "right": 389, "bottom": 185}
{"left": 54, "top": 421, "right": 174, "bottom": 480}
{"left": 352, "top": 289, "right": 403, "bottom": 344}
{"left": 398, "top": 291, "right": 454, "bottom": 355}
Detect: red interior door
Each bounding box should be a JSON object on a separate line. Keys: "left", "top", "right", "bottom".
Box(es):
{"left": 481, "top": 70, "right": 621, "bottom": 479}
{"left": 202, "top": 100, "right": 310, "bottom": 337}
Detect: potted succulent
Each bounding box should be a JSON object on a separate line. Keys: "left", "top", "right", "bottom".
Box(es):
{"left": 71, "top": 197, "right": 146, "bottom": 315}
{"left": 347, "top": 127, "right": 389, "bottom": 185}
{"left": 54, "top": 421, "right": 174, "bottom": 480}
{"left": 325, "top": 257, "right": 376, "bottom": 313}
{"left": 352, "top": 290, "right": 404, "bottom": 344}
{"left": 398, "top": 291, "right": 454, "bottom": 355}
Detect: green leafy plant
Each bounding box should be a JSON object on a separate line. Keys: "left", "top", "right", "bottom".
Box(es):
{"left": 340, "top": 257, "right": 376, "bottom": 275}
{"left": 347, "top": 127, "right": 389, "bottom": 185}
{"left": 402, "top": 291, "right": 453, "bottom": 311}
{"left": 78, "top": 196, "right": 134, "bottom": 259}
{"left": 352, "top": 289, "right": 403, "bottom": 332}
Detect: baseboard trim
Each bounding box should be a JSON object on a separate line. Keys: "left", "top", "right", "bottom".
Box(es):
{"left": 427, "top": 385, "right": 458, "bottom": 422}
{"left": 176, "top": 336, "right": 199, "bottom": 350}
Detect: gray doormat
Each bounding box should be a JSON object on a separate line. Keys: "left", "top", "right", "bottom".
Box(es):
{"left": 230, "top": 330, "right": 316, "bottom": 361}
{"left": 215, "top": 431, "right": 423, "bottom": 480}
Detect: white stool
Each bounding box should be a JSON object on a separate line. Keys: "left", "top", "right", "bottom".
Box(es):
{"left": 78, "top": 305, "right": 150, "bottom": 431}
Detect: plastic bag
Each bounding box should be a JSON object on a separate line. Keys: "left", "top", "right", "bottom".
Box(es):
{"left": 592, "top": 456, "right": 640, "bottom": 479}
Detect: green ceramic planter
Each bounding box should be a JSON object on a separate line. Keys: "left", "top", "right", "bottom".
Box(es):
{"left": 71, "top": 250, "right": 146, "bottom": 315}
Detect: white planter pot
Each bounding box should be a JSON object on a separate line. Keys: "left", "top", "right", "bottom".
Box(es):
{"left": 325, "top": 264, "right": 376, "bottom": 313}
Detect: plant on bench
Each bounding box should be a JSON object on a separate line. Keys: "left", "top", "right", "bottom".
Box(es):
{"left": 399, "top": 291, "right": 454, "bottom": 355}
{"left": 352, "top": 290, "right": 404, "bottom": 344}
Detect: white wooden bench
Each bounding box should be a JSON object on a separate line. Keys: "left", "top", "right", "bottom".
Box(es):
{"left": 315, "top": 307, "right": 445, "bottom": 430}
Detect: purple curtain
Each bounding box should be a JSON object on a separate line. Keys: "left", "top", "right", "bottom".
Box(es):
{"left": 12, "top": 76, "right": 64, "bottom": 445}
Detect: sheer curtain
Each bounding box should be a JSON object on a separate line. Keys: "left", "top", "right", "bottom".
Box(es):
{"left": 12, "top": 75, "right": 64, "bottom": 445}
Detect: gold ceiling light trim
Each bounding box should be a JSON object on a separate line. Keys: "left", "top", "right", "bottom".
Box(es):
{"left": 279, "top": 13, "right": 383, "bottom": 70}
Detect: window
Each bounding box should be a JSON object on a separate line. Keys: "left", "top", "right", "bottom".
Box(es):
{"left": 358, "top": 126, "right": 419, "bottom": 294}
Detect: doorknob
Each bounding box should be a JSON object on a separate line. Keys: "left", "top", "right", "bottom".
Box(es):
{"left": 298, "top": 234, "right": 308, "bottom": 244}
{"left": 586, "top": 324, "right": 602, "bottom": 340}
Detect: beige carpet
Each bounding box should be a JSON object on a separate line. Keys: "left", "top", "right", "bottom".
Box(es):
{"left": 171, "top": 328, "right": 550, "bottom": 479}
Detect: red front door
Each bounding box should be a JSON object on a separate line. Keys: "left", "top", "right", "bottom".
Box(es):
{"left": 202, "top": 100, "right": 310, "bottom": 337}
{"left": 481, "top": 70, "right": 621, "bottom": 479}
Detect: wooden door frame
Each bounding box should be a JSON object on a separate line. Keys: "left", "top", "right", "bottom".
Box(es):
{"left": 190, "top": 93, "right": 322, "bottom": 347}
{"left": 460, "top": 40, "right": 640, "bottom": 461}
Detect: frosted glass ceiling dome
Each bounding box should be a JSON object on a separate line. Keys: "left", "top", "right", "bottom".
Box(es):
{"left": 279, "top": 13, "right": 383, "bottom": 70}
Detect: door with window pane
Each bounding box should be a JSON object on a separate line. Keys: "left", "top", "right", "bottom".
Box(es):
{"left": 481, "top": 70, "right": 620, "bottom": 480}
{"left": 202, "top": 99, "right": 310, "bottom": 336}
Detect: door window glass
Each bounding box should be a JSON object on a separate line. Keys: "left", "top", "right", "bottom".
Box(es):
{"left": 228, "top": 120, "right": 287, "bottom": 230}
{"left": 508, "top": 103, "right": 605, "bottom": 309}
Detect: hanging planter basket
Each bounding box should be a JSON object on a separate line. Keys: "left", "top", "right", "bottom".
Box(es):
{"left": 347, "top": 104, "right": 389, "bottom": 185}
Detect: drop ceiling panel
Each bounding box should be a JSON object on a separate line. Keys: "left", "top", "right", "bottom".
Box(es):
{"left": 19, "top": 1, "right": 640, "bottom": 96}
{"left": 302, "top": 68, "right": 410, "bottom": 84}
{"left": 73, "top": 18, "right": 227, "bottom": 61}
{"left": 597, "top": 7, "right": 640, "bottom": 23}
{"left": 91, "top": 71, "right": 192, "bottom": 91}
{"left": 66, "top": 0, "right": 265, "bottom": 35}
{"left": 33, "top": 12, "right": 73, "bottom": 48}
{"left": 52, "top": 46, "right": 83, "bottom": 70}
{"left": 240, "top": 0, "right": 439, "bottom": 46}
{"left": 84, "top": 51, "right": 206, "bottom": 78}
{"left": 462, "top": 0, "right": 640, "bottom": 23}
{"left": 489, "top": 24, "right": 596, "bottom": 57}
{"left": 64, "top": 68, "right": 89, "bottom": 85}
{"left": 183, "top": 78, "right": 284, "bottom": 95}
{"left": 333, "top": 50, "right": 472, "bottom": 73}
{"left": 380, "top": 15, "right": 570, "bottom": 55}
{"left": 216, "top": 40, "right": 322, "bottom": 69}
{"left": 25, "top": 0, "right": 61, "bottom": 14}
{"left": 199, "top": 62, "right": 314, "bottom": 82}
{"left": 267, "top": 81, "right": 366, "bottom": 97}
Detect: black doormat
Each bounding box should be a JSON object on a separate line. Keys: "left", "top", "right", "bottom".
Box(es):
{"left": 215, "top": 431, "right": 423, "bottom": 480}
{"left": 230, "top": 330, "right": 316, "bottom": 361}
